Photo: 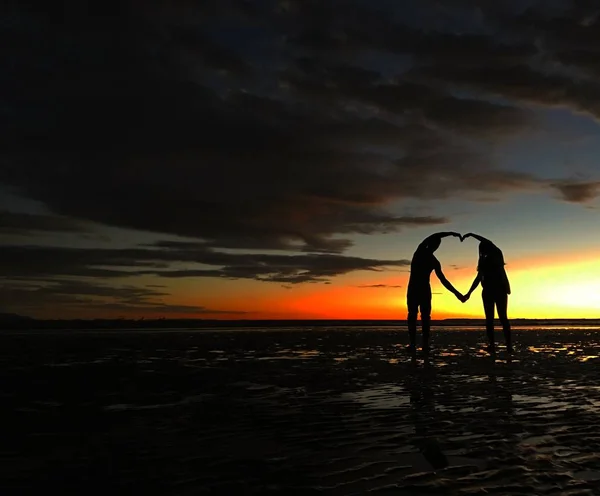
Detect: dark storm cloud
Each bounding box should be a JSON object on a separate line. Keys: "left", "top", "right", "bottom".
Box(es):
{"left": 0, "top": 0, "right": 597, "bottom": 281}
{"left": 0, "top": 0, "right": 557, "bottom": 259}
{"left": 283, "top": 62, "right": 537, "bottom": 138}
{"left": 173, "top": 28, "right": 250, "bottom": 75}
{"left": 0, "top": 210, "right": 87, "bottom": 235}
{"left": 550, "top": 180, "right": 600, "bottom": 203}
{"left": 408, "top": 3, "right": 600, "bottom": 121}
{"left": 0, "top": 244, "right": 410, "bottom": 284}
{"left": 416, "top": 62, "right": 600, "bottom": 119}
{"left": 422, "top": 97, "right": 536, "bottom": 138}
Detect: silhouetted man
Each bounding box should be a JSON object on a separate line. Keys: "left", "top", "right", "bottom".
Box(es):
{"left": 407, "top": 232, "right": 463, "bottom": 353}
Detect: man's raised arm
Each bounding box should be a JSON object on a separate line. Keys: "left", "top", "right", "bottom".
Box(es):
{"left": 418, "top": 231, "right": 461, "bottom": 248}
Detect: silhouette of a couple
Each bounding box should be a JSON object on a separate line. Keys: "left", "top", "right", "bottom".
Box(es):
{"left": 407, "top": 231, "right": 511, "bottom": 355}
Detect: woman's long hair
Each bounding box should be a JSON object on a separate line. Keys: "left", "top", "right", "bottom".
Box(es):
{"left": 477, "top": 241, "right": 505, "bottom": 271}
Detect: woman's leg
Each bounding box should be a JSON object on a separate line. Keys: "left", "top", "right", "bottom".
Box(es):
{"left": 482, "top": 289, "right": 496, "bottom": 351}
{"left": 496, "top": 293, "right": 512, "bottom": 351}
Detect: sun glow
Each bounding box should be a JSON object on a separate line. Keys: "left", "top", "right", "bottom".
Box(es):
{"left": 429, "top": 250, "right": 600, "bottom": 319}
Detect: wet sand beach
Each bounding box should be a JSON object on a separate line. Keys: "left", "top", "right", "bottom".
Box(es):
{"left": 3, "top": 328, "right": 600, "bottom": 494}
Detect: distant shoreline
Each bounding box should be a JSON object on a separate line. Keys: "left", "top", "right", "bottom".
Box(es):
{"left": 2, "top": 316, "right": 600, "bottom": 330}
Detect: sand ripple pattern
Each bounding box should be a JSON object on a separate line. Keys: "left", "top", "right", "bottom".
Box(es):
{"left": 2, "top": 329, "right": 600, "bottom": 494}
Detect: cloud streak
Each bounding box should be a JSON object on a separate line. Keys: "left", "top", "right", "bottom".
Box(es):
{"left": 0, "top": 244, "right": 411, "bottom": 284}
{"left": 551, "top": 180, "right": 600, "bottom": 203}
{"left": 1, "top": 279, "right": 248, "bottom": 319}
{"left": 0, "top": 210, "right": 88, "bottom": 235}
{"left": 356, "top": 284, "right": 403, "bottom": 289}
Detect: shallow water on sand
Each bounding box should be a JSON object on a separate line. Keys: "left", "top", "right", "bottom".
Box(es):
{"left": 3, "top": 329, "right": 600, "bottom": 494}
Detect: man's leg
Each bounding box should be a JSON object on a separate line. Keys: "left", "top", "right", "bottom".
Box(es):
{"left": 407, "top": 295, "right": 418, "bottom": 353}
{"left": 421, "top": 297, "right": 432, "bottom": 353}
{"left": 496, "top": 293, "right": 512, "bottom": 352}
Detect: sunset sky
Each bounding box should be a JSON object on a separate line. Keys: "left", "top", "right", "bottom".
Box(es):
{"left": 2, "top": 0, "right": 600, "bottom": 320}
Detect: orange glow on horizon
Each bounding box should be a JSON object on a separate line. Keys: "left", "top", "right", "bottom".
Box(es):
{"left": 31, "top": 248, "right": 600, "bottom": 320}
{"left": 173, "top": 247, "right": 600, "bottom": 320}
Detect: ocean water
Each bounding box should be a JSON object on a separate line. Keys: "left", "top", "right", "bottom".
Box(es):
{"left": 3, "top": 328, "right": 600, "bottom": 494}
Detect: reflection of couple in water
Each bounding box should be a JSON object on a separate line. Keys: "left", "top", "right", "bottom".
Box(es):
{"left": 404, "top": 364, "right": 511, "bottom": 474}
{"left": 407, "top": 231, "right": 512, "bottom": 355}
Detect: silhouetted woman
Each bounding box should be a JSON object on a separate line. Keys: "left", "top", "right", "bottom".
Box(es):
{"left": 407, "top": 231, "right": 463, "bottom": 354}
{"left": 463, "top": 233, "right": 512, "bottom": 354}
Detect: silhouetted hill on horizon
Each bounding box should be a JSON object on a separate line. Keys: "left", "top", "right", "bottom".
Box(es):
{"left": 0, "top": 312, "right": 34, "bottom": 322}
{"left": 2, "top": 315, "right": 600, "bottom": 330}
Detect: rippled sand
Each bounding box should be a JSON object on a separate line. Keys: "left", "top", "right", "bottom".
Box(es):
{"left": 3, "top": 328, "right": 600, "bottom": 494}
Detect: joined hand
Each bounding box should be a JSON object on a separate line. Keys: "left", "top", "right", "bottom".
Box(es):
{"left": 445, "top": 232, "right": 475, "bottom": 242}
